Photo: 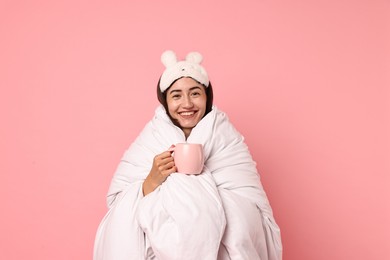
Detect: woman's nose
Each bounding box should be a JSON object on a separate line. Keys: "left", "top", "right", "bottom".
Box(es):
{"left": 182, "top": 96, "right": 194, "bottom": 108}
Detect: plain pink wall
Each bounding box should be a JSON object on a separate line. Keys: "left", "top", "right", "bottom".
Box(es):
{"left": 1, "top": 0, "right": 389, "bottom": 259}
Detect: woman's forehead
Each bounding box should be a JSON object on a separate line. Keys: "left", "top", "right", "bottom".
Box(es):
{"left": 169, "top": 77, "right": 204, "bottom": 91}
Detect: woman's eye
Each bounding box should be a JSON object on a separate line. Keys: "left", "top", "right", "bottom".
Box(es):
{"left": 191, "top": 92, "right": 200, "bottom": 97}
{"left": 172, "top": 95, "right": 181, "bottom": 99}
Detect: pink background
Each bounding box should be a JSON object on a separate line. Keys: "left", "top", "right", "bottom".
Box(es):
{"left": 1, "top": 0, "right": 389, "bottom": 259}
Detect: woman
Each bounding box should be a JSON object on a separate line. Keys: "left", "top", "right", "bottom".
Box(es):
{"left": 94, "top": 50, "right": 282, "bottom": 260}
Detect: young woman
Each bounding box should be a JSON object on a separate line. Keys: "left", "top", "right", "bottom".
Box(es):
{"left": 94, "top": 50, "right": 282, "bottom": 260}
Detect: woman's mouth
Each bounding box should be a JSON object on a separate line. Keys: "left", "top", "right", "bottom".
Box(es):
{"left": 179, "top": 111, "right": 197, "bottom": 118}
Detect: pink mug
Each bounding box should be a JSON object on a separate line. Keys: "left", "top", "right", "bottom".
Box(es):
{"left": 172, "top": 143, "right": 204, "bottom": 175}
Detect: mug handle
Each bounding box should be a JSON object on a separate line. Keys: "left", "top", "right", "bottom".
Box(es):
{"left": 167, "top": 145, "right": 175, "bottom": 153}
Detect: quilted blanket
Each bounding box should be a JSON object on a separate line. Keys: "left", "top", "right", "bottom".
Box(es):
{"left": 94, "top": 105, "right": 282, "bottom": 260}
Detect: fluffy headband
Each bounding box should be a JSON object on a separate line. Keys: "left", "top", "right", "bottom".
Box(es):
{"left": 159, "top": 50, "right": 209, "bottom": 92}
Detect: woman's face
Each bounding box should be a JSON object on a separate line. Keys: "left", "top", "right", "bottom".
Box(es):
{"left": 166, "top": 77, "right": 207, "bottom": 137}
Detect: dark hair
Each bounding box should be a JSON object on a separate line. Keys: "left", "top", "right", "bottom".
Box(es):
{"left": 157, "top": 77, "right": 214, "bottom": 122}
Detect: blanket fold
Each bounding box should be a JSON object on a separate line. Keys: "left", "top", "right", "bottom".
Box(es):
{"left": 94, "top": 105, "right": 282, "bottom": 260}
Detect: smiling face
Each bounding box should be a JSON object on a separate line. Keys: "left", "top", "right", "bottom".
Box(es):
{"left": 166, "top": 77, "right": 207, "bottom": 138}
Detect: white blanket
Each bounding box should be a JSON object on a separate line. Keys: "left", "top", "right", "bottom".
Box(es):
{"left": 94, "top": 106, "right": 282, "bottom": 260}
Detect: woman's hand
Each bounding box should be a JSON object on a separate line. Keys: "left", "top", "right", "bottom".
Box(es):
{"left": 142, "top": 146, "right": 177, "bottom": 196}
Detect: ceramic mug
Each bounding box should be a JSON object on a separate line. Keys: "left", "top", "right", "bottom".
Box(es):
{"left": 172, "top": 143, "right": 204, "bottom": 175}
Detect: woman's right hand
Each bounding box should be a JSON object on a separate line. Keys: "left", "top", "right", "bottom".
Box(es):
{"left": 142, "top": 147, "right": 177, "bottom": 196}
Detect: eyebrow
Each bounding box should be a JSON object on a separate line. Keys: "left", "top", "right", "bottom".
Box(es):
{"left": 168, "top": 86, "right": 202, "bottom": 95}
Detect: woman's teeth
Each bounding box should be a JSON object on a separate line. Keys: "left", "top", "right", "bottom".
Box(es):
{"left": 180, "top": 112, "right": 194, "bottom": 116}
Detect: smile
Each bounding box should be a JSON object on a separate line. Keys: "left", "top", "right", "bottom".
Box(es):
{"left": 179, "top": 111, "right": 197, "bottom": 118}
{"left": 180, "top": 111, "right": 195, "bottom": 116}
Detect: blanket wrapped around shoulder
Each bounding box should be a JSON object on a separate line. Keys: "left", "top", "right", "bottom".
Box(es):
{"left": 94, "top": 106, "right": 282, "bottom": 260}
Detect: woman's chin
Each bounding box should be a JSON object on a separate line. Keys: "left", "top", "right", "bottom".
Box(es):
{"left": 178, "top": 121, "right": 198, "bottom": 130}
